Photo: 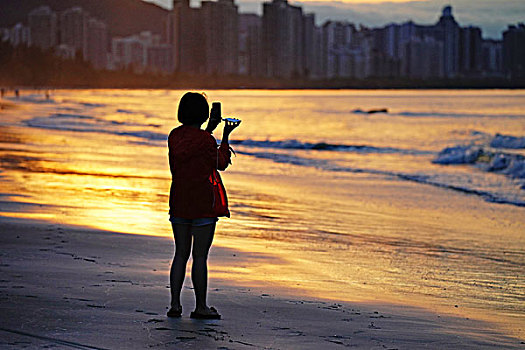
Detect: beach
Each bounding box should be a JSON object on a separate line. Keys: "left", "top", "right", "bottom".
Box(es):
{"left": 1, "top": 216, "right": 523, "bottom": 349}
{"left": 0, "top": 89, "right": 524, "bottom": 348}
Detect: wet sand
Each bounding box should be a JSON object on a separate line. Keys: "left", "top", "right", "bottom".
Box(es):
{"left": 0, "top": 101, "right": 17, "bottom": 111}
{"left": 0, "top": 216, "right": 523, "bottom": 349}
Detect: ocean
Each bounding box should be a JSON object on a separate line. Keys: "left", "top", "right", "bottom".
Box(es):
{"left": 0, "top": 89, "right": 524, "bottom": 336}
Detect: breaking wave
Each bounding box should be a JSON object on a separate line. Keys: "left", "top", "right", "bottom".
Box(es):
{"left": 238, "top": 149, "right": 525, "bottom": 207}
{"left": 349, "top": 109, "right": 525, "bottom": 119}
{"left": 433, "top": 147, "right": 525, "bottom": 181}
{"left": 490, "top": 134, "right": 525, "bottom": 149}
{"left": 230, "top": 139, "right": 432, "bottom": 155}
{"left": 434, "top": 133, "right": 525, "bottom": 181}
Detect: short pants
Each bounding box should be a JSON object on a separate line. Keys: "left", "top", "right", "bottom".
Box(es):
{"left": 169, "top": 216, "right": 218, "bottom": 227}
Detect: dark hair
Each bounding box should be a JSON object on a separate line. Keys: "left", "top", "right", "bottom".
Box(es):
{"left": 177, "top": 92, "right": 209, "bottom": 125}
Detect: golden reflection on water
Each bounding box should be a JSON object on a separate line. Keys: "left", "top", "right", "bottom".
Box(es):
{"left": 1, "top": 89, "right": 524, "bottom": 338}
{"left": 0, "top": 123, "right": 170, "bottom": 237}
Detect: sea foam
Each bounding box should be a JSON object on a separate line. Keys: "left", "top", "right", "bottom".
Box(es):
{"left": 433, "top": 134, "right": 525, "bottom": 180}
{"left": 490, "top": 134, "right": 525, "bottom": 149}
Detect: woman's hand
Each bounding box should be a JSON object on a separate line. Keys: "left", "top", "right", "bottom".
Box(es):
{"left": 224, "top": 119, "right": 241, "bottom": 135}
{"left": 222, "top": 119, "right": 241, "bottom": 144}
{"left": 205, "top": 115, "right": 221, "bottom": 133}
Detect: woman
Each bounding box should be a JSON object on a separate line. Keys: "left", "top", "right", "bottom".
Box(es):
{"left": 167, "top": 92, "right": 240, "bottom": 319}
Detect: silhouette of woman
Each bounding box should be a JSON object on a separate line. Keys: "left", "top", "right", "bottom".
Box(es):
{"left": 167, "top": 92, "right": 240, "bottom": 319}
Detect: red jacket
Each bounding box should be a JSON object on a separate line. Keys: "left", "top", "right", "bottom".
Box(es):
{"left": 168, "top": 125, "right": 231, "bottom": 218}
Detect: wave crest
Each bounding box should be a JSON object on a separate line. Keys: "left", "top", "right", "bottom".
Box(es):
{"left": 231, "top": 139, "right": 431, "bottom": 155}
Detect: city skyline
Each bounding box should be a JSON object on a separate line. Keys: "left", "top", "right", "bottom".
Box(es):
{"left": 2, "top": 0, "right": 523, "bottom": 85}
{"left": 146, "top": 0, "right": 525, "bottom": 39}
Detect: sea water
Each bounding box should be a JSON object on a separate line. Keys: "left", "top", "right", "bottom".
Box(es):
{"left": 0, "top": 89, "right": 524, "bottom": 335}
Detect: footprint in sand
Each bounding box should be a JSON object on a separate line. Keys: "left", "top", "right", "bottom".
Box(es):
{"left": 176, "top": 336, "right": 196, "bottom": 340}
{"left": 146, "top": 318, "right": 164, "bottom": 323}
{"left": 367, "top": 322, "right": 381, "bottom": 329}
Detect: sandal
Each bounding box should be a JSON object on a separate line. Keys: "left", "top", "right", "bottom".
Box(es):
{"left": 167, "top": 305, "right": 182, "bottom": 318}
{"left": 190, "top": 306, "right": 221, "bottom": 320}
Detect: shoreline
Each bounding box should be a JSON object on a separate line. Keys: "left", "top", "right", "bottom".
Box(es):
{"left": 0, "top": 216, "right": 523, "bottom": 349}
{"left": 1, "top": 88, "right": 524, "bottom": 348}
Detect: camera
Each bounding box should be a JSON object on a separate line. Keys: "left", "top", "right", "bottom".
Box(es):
{"left": 211, "top": 102, "right": 221, "bottom": 120}
{"left": 211, "top": 102, "right": 241, "bottom": 123}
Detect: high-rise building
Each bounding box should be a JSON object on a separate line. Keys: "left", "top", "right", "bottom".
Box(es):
{"left": 323, "top": 21, "right": 356, "bottom": 78}
{"left": 112, "top": 36, "right": 147, "bottom": 72}
{"left": 28, "top": 6, "right": 57, "bottom": 50}
{"left": 262, "top": 0, "right": 305, "bottom": 78}
{"left": 147, "top": 44, "right": 173, "bottom": 74}
{"left": 59, "top": 7, "right": 109, "bottom": 69}
{"left": 503, "top": 24, "right": 525, "bottom": 79}
{"left": 386, "top": 7, "right": 458, "bottom": 79}
{"left": 111, "top": 31, "right": 171, "bottom": 74}
{"left": 355, "top": 29, "right": 375, "bottom": 78}
{"left": 436, "top": 6, "right": 460, "bottom": 78}
{"left": 404, "top": 36, "right": 444, "bottom": 78}
{"left": 239, "top": 14, "right": 263, "bottom": 76}
{"left": 60, "top": 7, "right": 88, "bottom": 59}
{"left": 481, "top": 39, "right": 503, "bottom": 77}
{"left": 399, "top": 21, "right": 417, "bottom": 57}
{"left": 289, "top": 4, "right": 305, "bottom": 77}
{"left": 384, "top": 24, "right": 400, "bottom": 60}
{"left": 302, "top": 14, "right": 317, "bottom": 79}
{"left": 313, "top": 26, "right": 325, "bottom": 78}
{"left": 86, "top": 18, "right": 108, "bottom": 70}
{"left": 165, "top": 10, "right": 177, "bottom": 69}
{"left": 367, "top": 27, "right": 401, "bottom": 78}
{"left": 169, "top": 0, "right": 206, "bottom": 74}
{"left": 201, "top": 0, "right": 239, "bottom": 75}
{"left": 394, "top": 21, "right": 418, "bottom": 77}
{"left": 9, "top": 23, "right": 31, "bottom": 47}
{"left": 459, "top": 26, "right": 482, "bottom": 76}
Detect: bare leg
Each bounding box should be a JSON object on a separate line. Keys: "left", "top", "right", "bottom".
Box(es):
{"left": 170, "top": 223, "right": 192, "bottom": 310}
{"left": 191, "top": 223, "right": 216, "bottom": 312}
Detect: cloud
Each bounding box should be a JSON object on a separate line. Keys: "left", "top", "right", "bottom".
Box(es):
{"left": 292, "top": 0, "right": 525, "bottom": 39}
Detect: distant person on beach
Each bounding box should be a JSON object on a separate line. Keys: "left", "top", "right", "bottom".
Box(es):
{"left": 167, "top": 92, "right": 240, "bottom": 319}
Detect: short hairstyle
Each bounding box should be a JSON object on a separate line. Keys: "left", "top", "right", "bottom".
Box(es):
{"left": 177, "top": 92, "right": 209, "bottom": 125}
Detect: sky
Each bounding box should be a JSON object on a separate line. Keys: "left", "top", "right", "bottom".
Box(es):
{"left": 145, "top": 0, "right": 525, "bottom": 39}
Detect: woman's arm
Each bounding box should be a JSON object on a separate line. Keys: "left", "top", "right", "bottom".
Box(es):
{"left": 217, "top": 142, "right": 231, "bottom": 171}
{"left": 221, "top": 119, "right": 240, "bottom": 145}
{"left": 217, "top": 119, "right": 240, "bottom": 170}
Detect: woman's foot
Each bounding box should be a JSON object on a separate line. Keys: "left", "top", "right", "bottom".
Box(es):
{"left": 190, "top": 306, "right": 221, "bottom": 319}
{"left": 167, "top": 305, "right": 182, "bottom": 318}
